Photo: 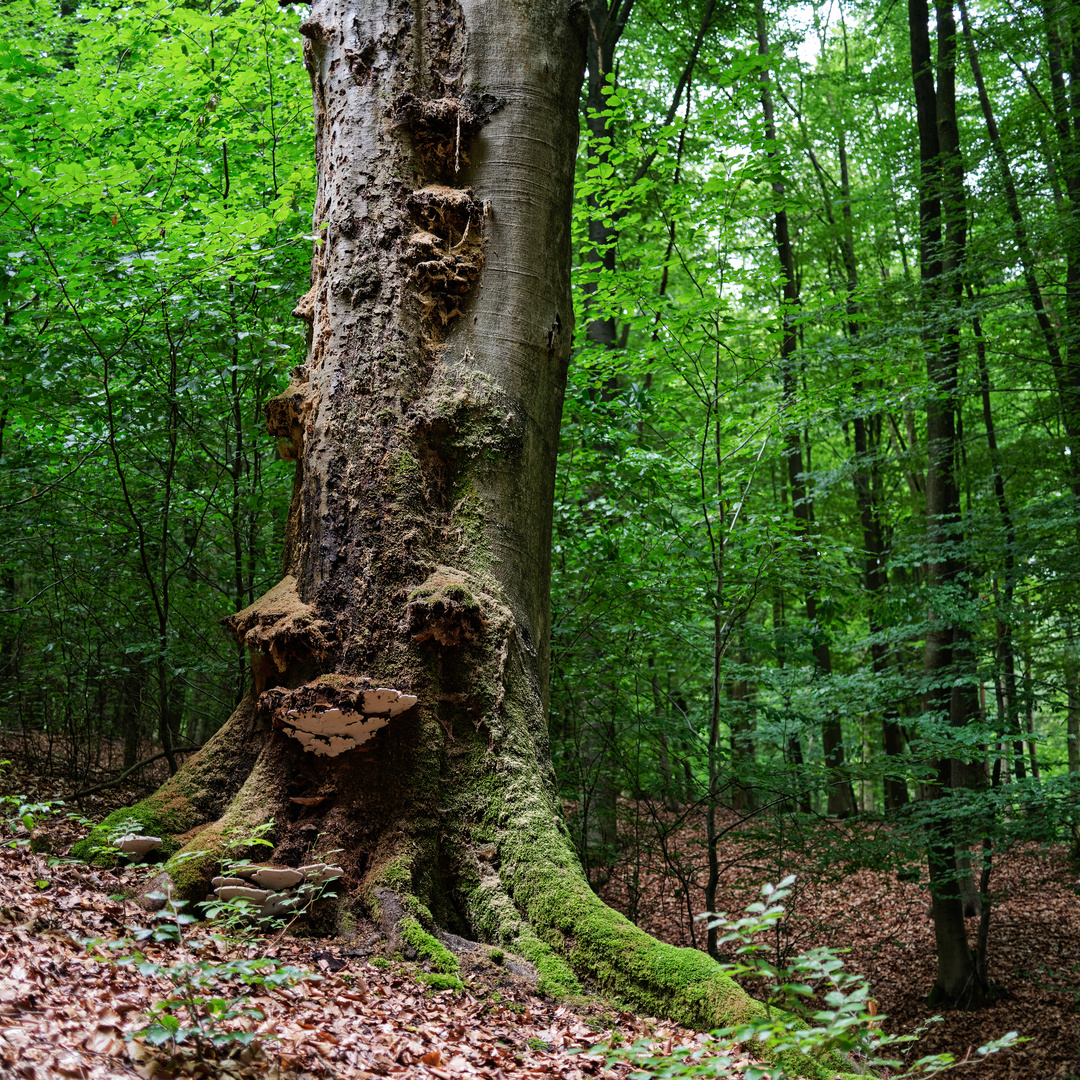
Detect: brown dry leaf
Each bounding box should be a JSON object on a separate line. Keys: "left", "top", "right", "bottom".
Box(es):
{"left": 83, "top": 1025, "right": 125, "bottom": 1055}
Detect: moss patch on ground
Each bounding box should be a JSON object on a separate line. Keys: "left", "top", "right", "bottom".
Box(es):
{"left": 398, "top": 917, "right": 459, "bottom": 973}
{"left": 418, "top": 972, "right": 464, "bottom": 991}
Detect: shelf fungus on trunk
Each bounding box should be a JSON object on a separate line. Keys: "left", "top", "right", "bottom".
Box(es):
{"left": 259, "top": 675, "right": 418, "bottom": 757}
{"left": 208, "top": 861, "right": 344, "bottom": 920}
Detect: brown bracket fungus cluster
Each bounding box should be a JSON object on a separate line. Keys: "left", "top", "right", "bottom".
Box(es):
{"left": 264, "top": 366, "right": 315, "bottom": 461}
{"left": 405, "top": 185, "right": 486, "bottom": 332}
{"left": 209, "top": 862, "right": 343, "bottom": 920}
{"left": 407, "top": 570, "right": 486, "bottom": 647}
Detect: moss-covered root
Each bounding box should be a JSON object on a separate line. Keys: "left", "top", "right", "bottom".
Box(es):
{"left": 69, "top": 696, "right": 265, "bottom": 865}
{"left": 491, "top": 811, "right": 865, "bottom": 1080}
{"left": 463, "top": 851, "right": 581, "bottom": 999}
{"left": 545, "top": 881, "right": 864, "bottom": 1077}
{"left": 150, "top": 741, "right": 282, "bottom": 906}
{"left": 397, "top": 917, "right": 464, "bottom": 989}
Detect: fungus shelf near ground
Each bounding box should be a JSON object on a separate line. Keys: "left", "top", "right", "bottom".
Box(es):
{"left": 208, "top": 861, "right": 344, "bottom": 920}
{"left": 113, "top": 835, "right": 163, "bottom": 858}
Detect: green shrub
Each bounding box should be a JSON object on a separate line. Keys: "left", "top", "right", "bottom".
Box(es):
{"left": 583, "top": 878, "right": 1022, "bottom": 1080}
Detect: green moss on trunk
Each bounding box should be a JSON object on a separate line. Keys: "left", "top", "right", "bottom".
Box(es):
{"left": 398, "top": 917, "right": 459, "bottom": 973}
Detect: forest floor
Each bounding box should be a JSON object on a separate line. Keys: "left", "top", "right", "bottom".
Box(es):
{"left": 0, "top": 753, "right": 1075, "bottom": 1080}
{"left": 0, "top": 760, "right": 775, "bottom": 1080}
{"left": 597, "top": 802, "right": 1080, "bottom": 1080}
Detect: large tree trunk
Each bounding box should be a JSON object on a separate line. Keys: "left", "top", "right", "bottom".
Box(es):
{"left": 910, "top": 0, "right": 986, "bottom": 1009}
{"left": 73, "top": 0, "right": 849, "bottom": 1064}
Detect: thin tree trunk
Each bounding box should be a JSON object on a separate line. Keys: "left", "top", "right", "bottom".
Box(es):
{"left": 1044, "top": 0, "right": 1080, "bottom": 533}
{"left": 1066, "top": 625, "right": 1080, "bottom": 774}
{"left": 836, "top": 104, "right": 907, "bottom": 811}
{"left": 1022, "top": 637, "right": 1042, "bottom": 780}
{"left": 969, "top": 295, "right": 1026, "bottom": 777}
{"left": 582, "top": 0, "right": 632, "bottom": 351}
{"left": 649, "top": 655, "right": 680, "bottom": 812}
{"left": 910, "top": 0, "right": 985, "bottom": 1007}
{"left": 757, "top": 0, "right": 855, "bottom": 817}
{"left": 728, "top": 625, "right": 756, "bottom": 813}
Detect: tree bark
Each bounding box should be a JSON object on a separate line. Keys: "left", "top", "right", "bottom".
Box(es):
{"left": 74, "top": 1, "right": 846, "bottom": 1060}
{"left": 910, "top": 0, "right": 986, "bottom": 1009}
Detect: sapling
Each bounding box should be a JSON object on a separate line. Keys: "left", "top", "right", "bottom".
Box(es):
{"left": 83, "top": 892, "right": 317, "bottom": 1064}
{"left": 581, "top": 877, "right": 1021, "bottom": 1080}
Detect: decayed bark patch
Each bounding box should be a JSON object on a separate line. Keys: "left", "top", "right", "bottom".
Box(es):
{"left": 392, "top": 89, "right": 504, "bottom": 181}
{"left": 407, "top": 568, "right": 487, "bottom": 646}
{"left": 223, "top": 576, "right": 332, "bottom": 693}
{"left": 265, "top": 365, "right": 315, "bottom": 460}
{"left": 406, "top": 185, "right": 486, "bottom": 333}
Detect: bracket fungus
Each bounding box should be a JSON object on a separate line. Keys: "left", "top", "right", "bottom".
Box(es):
{"left": 250, "top": 867, "right": 305, "bottom": 890}
{"left": 209, "top": 861, "right": 344, "bottom": 921}
{"left": 280, "top": 688, "right": 418, "bottom": 757}
{"left": 113, "top": 834, "right": 163, "bottom": 857}
{"left": 298, "top": 863, "right": 343, "bottom": 885}
{"left": 211, "top": 876, "right": 249, "bottom": 889}
{"left": 216, "top": 885, "right": 272, "bottom": 905}
{"left": 261, "top": 893, "right": 298, "bottom": 918}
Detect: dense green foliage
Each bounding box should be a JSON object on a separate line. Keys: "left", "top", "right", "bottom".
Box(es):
{"left": 0, "top": 0, "right": 311, "bottom": 778}
{"left": 548, "top": 0, "right": 1080, "bottom": 967}
{"left": 1, "top": 0, "right": 1079, "bottom": 1005}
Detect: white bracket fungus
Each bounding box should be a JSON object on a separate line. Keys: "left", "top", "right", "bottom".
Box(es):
{"left": 280, "top": 688, "right": 418, "bottom": 757}
{"left": 297, "top": 862, "right": 343, "bottom": 884}
{"left": 211, "top": 875, "right": 250, "bottom": 889}
{"left": 216, "top": 885, "right": 272, "bottom": 905}
{"left": 250, "top": 867, "right": 304, "bottom": 890}
{"left": 261, "top": 893, "right": 298, "bottom": 918}
{"left": 210, "top": 861, "right": 344, "bottom": 920}
{"left": 113, "top": 834, "right": 163, "bottom": 857}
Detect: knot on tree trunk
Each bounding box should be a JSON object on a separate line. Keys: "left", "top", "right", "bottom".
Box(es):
{"left": 407, "top": 568, "right": 488, "bottom": 646}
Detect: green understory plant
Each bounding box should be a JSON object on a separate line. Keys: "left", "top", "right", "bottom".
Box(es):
{"left": 0, "top": 763, "right": 69, "bottom": 850}
{"left": 85, "top": 892, "right": 317, "bottom": 1062}
{"left": 584, "top": 877, "right": 1021, "bottom": 1079}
